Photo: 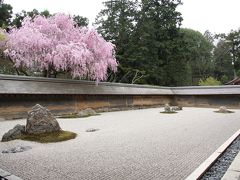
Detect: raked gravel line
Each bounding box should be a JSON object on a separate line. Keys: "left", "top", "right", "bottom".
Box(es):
{"left": 0, "top": 107, "right": 240, "bottom": 180}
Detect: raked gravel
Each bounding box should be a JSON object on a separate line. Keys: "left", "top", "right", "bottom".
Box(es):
{"left": 0, "top": 107, "right": 240, "bottom": 180}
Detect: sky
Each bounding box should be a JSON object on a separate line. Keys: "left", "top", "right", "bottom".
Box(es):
{"left": 4, "top": 0, "right": 240, "bottom": 34}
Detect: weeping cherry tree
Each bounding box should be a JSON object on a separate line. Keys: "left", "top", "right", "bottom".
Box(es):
{"left": 4, "top": 13, "right": 117, "bottom": 81}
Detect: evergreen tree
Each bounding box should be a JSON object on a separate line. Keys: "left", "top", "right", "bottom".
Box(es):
{"left": 0, "top": 1, "right": 13, "bottom": 28}
{"left": 95, "top": 0, "right": 139, "bottom": 83}
{"left": 179, "top": 29, "right": 214, "bottom": 84}
{"left": 214, "top": 29, "right": 240, "bottom": 81}
{"left": 73, "top": 15, "right": 89, "bottom": 27}
{"left": 129, "top": 0, "right": 183, "bottom": 85}
{"left": 95, "top": 0, "right": 183, "bottom": 85}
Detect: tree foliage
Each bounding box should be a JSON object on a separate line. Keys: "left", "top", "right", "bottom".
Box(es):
{"left": 214, "top": 29, "right": 240, "bottom": 82}
{"left": 95, "top": 0, "right": 184, "bottom": 85}
{"left": 178, "top": 29, "right": 214, "bottom": 84}
{"left": 225, "top": 30, "right": 240, "bottom": 78}
{"left": 11, "top": 9, "right": 51, "bottom": 28}
{"left": 131, "top": 0, "right": 183, "bottom": 85}
{"left": 4, "top": 14, "right": 117, "bottom": 81}
{"left": 11, "top": 9, "right": 89, "bottom": 28}
{"left": 213, "top": 40, "right": 234, "bottom": 82}
{"left": 0, "top": 2, "right": 12, "bottom": 28}
{"left": 95, "top": 0, "right": 216, "bottom": 86}
{"left": 95, "top": 0, "right": 138, "bottom": 83}
{"left": 2, "top": 0, "right": 240, "bottom": 86}
{"left": 73, "top": 15, "right": 89, "bottom": 27}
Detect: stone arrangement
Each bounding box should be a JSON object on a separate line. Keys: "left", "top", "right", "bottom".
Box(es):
{"left": 1, "top": 104, "right": 62, "bottom": 142}
{"left": 59, "top": 108, "right": 98, "bottom": 118}
{"left": 162, "top": 104, "right": 182, "bottom": 113}
{"left": 215, "top": 106, "right": 234, "bottom": 113}
{"left": 77, "top": 108, "right": 97, "bottom": 117}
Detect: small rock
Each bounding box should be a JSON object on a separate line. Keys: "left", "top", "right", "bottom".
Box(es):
{"left": 96, "top": 108, "right": 109, "bottom": 112}
{"left": 78, "top": 108, "right": 97, "bottom": 117}
{"left": 219, "top": 106, "right": 228, "bottom": 113}
{"left": 2, "top": 146, "right": 32, "bottom": 153}
{"left": 1, "top": 124, "right": 25, "bottom": 142}
{"left": 26, "top": 104, "right": 61, "bottom": 134}
{"left": 163, "top": 104, "right": 177, "bottom": 113}
{"left": 110, "top": 108, "right": 121, "bottom": 111}
{"left": 86, "top": 128, "right": 100, "bottom": 132}
{"left": 215, "top": 106, "right": 234, "bottom": 113}
{"left": 164, "top": 104, "right": 171, "bottom": 112}
{"left": 171, "top": 106, "right": 183, "bottom": 111}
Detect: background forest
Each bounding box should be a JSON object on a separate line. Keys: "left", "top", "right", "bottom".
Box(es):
{"left": 1, "top": 0, "right": 240, "bottom": 86}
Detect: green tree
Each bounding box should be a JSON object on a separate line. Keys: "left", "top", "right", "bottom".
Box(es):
{"left": 12, "top": 9, "right": 89, "bottom": 28}
{"left": 204, "top": 30, "right": 215, "bottom": 44}
{"left": 95, "top": 0, "right": 139, "bottom": 83}
{"left": 95, "top": 1, "right": 218, "bottom": 86}
{"left": 214, "top": 29, "right": 240, "bottom": 81}
{"left": 96, "top": 0, "right": 184, "bottom": 85}
{"left": 0, "top": 2, "right": 13, "bottom": 28}
{"left": 225, "top": 30, "right": 240, "bottom": 78}
{"left": 73, "top": 15, "right": 89, "bottom": 27}
{"left": 178, "top": 28, "right": 214, "bottom": 85}
{"left": 130, "top": 0, "right": 183, "bottom": 86}
{"left": 213, "top": 40, "right": 233, "bottom": 82}
{"left": 12, "top": 9, "right": 51, "bottom": 28}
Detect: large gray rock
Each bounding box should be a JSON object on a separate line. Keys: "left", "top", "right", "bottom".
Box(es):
{"left": 1, "top": 124, "right": 25, "bottom": 142}
{"left": 77, "top": 108, "right": 97, "bottom": 117}
{"left": 26, "top": 104, "right": 61, "bottom": 134}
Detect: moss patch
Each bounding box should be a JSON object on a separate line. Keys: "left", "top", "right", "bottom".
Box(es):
{"left": 58, "top": 113, "right": 100, "bottom": 119}
{"left": 214, "top": 110, "right": 234, "bottom": 114}
{"left": 18, "top": 130, "right": 77, "bottom": 143}
{"left": 160, "top": 111, "right": 178, "bottom": 114}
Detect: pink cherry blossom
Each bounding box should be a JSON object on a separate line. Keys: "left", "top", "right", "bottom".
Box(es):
{"left": 4, "top": 13, "right": 117, "bottom": 81}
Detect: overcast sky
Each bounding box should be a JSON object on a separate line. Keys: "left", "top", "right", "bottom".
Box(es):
{"left": 4, "top": 0, "right": 240, "bottom": 34}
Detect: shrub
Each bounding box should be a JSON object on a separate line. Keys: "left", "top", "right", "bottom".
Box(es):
{"left": 198, "top": 77, "right": 221, "bottom": 86}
